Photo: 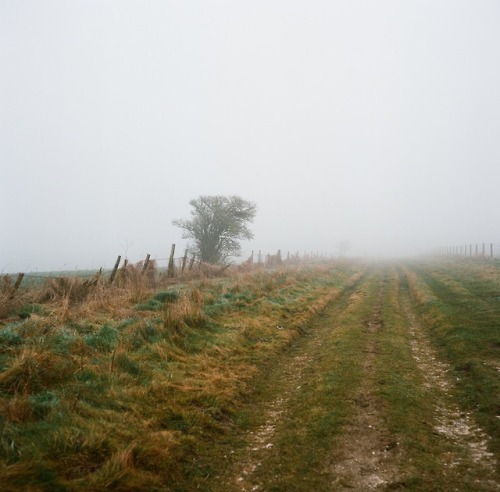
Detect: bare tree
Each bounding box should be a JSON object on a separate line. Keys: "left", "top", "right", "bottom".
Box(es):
{"left": 173, "top": 195, "right": 256, "bottom": 264}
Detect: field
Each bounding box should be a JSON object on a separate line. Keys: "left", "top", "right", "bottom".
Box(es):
{"left": 0, "top": 259, "right": 499, "bottom": 490}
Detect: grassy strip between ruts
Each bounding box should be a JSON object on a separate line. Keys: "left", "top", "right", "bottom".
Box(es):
{"left": 375, "top": 267, "right": 448, "bottom": 488}
{"left": 202, "top": 267, "right": 377, "bottom": 490}
{"left": 375, "top": 266, "right": 497, "bottom": 489}
{"left": 259, "top": 269, "right": 378, "bottom": 490}
{"left": 230, "top": 265, "right": 476, "bottom": 491}
{"left": 208, "top": 264, "right": 499, "bottom": 491}
{"left": 0, "top": 262, "right": 364, "bottom": 491}
{"left": 404, "top": 259, "right": 500, "bottom": 460}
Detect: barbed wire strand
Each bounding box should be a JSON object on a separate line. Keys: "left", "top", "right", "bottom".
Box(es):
{"left": 3, "top": 245, "right": 499, "bottom": 280}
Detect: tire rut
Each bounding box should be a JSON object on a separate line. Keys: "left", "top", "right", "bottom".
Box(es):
{"left": 214, "top": 266, "right": 499, "bottom": 491}
{"left": 400, "top": 275, "right": 499, "bottom": 490}
{"left": 328, "top": 276, "right": 405, "bottom": 490}
{"left": 224, "top": 272, "right": 367, "bottom": 491}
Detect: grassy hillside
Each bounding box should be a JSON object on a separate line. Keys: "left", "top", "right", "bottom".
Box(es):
{"left": 1, "top": 258, "right": 499, "bottom": 490}
{"left": 0, "top": 262, "right": 364, "bottom": 490}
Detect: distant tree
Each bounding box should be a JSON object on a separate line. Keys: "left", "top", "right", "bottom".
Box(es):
{"left": 173, "top": 195, "right": 257, "bottom": 264}
{"left": 338, "top": 240, "right": 350, "bottom": 258}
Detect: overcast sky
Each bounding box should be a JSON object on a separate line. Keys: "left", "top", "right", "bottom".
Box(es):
{"left": 1, "top": 1, "right": 500, "bottom": 272}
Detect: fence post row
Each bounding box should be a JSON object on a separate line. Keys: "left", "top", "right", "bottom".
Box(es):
{"left": 444, "top": 243, "right": 495, "bottom": 259}
{"left": 4, "top": 243, "right": 496, "bottom": 303}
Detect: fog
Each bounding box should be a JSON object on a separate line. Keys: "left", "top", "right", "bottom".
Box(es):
{"left": 1, "top": 1, "right": 500, "bottom": 273}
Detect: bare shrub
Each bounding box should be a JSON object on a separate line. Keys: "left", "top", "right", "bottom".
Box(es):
{"left": 117, "top": 261, "right": 158, "bottom": 301}
{"left": 37, "top": 276, "right": 98, "bottom": 304}
{"left": 0, "top": 297, "right": 16, "bottom": 319}
{"left": 1, "top": 275, "right": 14, "bottom": 296}
{"left": 199, "top": 262, "right": 231, "bottom": 278}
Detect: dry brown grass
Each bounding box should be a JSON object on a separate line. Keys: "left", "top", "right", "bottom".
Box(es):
{"left": 0, "top": 395, "right": 33, "bottom": 423}
{"left": 402, "top": 265, "right": 436, "bottom": 305}
{"left": 0, "top": 348, "right": 75, "bottom": 395}
{"left": 0, "top": 297, "right": 16, "bottom": 320}
{"left": 0, "top": 260, "right": 366, "bottom": 490}
{"left": 37, "top": 276, "right": 99, "bottom": 304}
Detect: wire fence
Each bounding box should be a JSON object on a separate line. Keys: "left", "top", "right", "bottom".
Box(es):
{"left": 437, "top": 243, "right": 500, "bottom": 259}
{"left": 3, "top": 241, "right": 497, "bottom": 292}
{"left": 1, "top": 245, "right": 332, "bottom": 297}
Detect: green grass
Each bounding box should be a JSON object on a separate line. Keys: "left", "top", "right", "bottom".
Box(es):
{"left": 405, "top": 259, "right": 500, "bottom": 458}
{"left": 197, "top": 269, "right": 372, "bottom": 490}
{"left": 1, "top": 259, "right": 497, "bottom": 490}
{"left": 372, "top": 267, "right": 489, "bottom": 489}
{"left": 202, "top": 264, "right": 500, "bottom": 490}
{"left": 0, "top": 262, "right": 364, "bottom": 490}
{"left": 249, "top": 276, "right": 373, "bottom": 490}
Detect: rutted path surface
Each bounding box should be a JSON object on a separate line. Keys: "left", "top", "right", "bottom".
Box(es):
{"left": 205, "top": 266, "right": 499, "bottom": 491}
{"left": 226, "top": 273, "right": 369, "bottom": 491}
{"left": 400, "top": 276, "right": 499, "bottom": 489}
{"left": 328, "top": 278, "right": 405, "bottom": 489}
{"left": 233, "top": 351, "right": 317, "bottom": 490}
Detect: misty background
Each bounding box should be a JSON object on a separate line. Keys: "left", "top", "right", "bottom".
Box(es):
{"left": 1, "top": 1, "right": 499, "bottom": 273}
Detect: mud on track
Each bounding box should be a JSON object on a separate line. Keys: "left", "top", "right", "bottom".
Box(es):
{"left": 202, "top": 266, "right": 499, "bottom": 491}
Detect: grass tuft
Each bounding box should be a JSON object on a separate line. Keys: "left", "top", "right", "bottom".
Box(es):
{"left": 84, "top": 325, "right": 117, "bottom": 352}
{"left": 0, "top": 348, "right": 75, "bottom": 395}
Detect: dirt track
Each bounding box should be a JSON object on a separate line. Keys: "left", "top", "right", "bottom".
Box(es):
{"left": 327, "top": 279, "right": 405, "bottom": 490}
{"left": 208, "top": 266, "right": 499, "bottom": 491}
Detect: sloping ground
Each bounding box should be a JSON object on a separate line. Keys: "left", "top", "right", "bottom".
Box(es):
{"left": 203, "top": 263, "right": 499, "bottom": 491}
{"left": 0, "top": 260, "right": 498, "bottom": 490}
{"left": 0, "top": 263, "right": 364, "bottom": 491}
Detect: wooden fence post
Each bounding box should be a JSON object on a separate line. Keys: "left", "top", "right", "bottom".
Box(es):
{"left": 181, "top": 249, "right": 188, "bottom": 273}
{"left": 188, "top": 254, "right": 196, "bottom": 271}
{"left": 490, "top": 243, "right": 493, "bottom": 259}
{"left": 109, "top": 255, "right": 121, "bottom": 285}
{"left": 167, "top": 244, "right": 176, "bottom": 277}
{"left": 141, "top": 254, "right": 151, "bottom": 273}
{"left": 14, "top": 273, "right": 24, "bottom": 291}
{"left": 482, "top": 243, "right": 486, "bottom": 258}
{"left": 7, "top": 273, "right": 25, "bottom": 299}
